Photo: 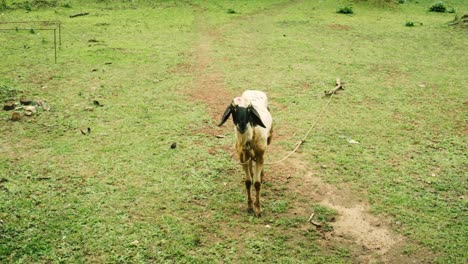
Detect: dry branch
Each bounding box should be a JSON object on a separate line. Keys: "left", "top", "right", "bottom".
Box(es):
{"left": 324, "top": 78, "right": 345, "bottom": 96}
{"left": 70, "top": 12, "right": 89, "bottom": 18}
{"left": 308, "top": 212, "right": 323, "bottom": 227}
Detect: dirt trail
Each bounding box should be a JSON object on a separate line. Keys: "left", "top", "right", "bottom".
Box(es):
{"left": 186, "top": 4, "right": 432, "bottom": 264}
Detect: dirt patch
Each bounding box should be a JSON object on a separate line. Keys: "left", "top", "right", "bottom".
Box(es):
{"left": 188, "top": 34, "right": 235, "bottom": 123}
{"left": 321, "top": 201, "right": 402, "bottom": 253}
{"left": 328, "top": 24, "right": 352, "bottom": 30}
{"left": 262, "top": 149, "right": 426, "bottom": 262}
{"left": 272, "top": 156, "right": 436, "bottom": 263}
{"left": 169, "top": 62, "right": 192, "bottom": 74}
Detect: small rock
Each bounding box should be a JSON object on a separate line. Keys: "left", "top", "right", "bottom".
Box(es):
{"left": 24, "top": 111, "right": 33, "bottom": 116}
{"left": 130, "top": 240, "right": 139, "bottom": 246}
{"left": 321, "top": 165, "right": 328, "bottom": 169}
{"left": 20, "top": 98, "right": 33, "bottom": 105}
{"left": 265, "top": 225, "right": 271, "bottom": 228}
{"left": 36, "top": 100, "right": 50, "bottom": 111}
{"left": 347, "top": 139, "right": 360, "bottom": 144}
{"left": 3, "top": 102, "right": 15, "bottom": 111}
{"left": 91, "top": 68, "right": 98, "bottom": 72}
{"left": 170, "top": 142, "right": 177, "bottom": 149}
{"left": 11, "top": 112, "right": 21, "bottom": 121}
{"left": 84, "top": 106, "right": 94, "bottom": 111}
{"left": 215, "top": 134, "right": 225, "bottom": 138}
{"left": 24, "top": 105, "right": 37, "bottom": 113}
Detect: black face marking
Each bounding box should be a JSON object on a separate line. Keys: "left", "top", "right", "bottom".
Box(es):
{"left": 233, "top": 106, "right": 250, "bottom": 134}
{"left": 218, "top": 103, "right": 266, "bottom": 132}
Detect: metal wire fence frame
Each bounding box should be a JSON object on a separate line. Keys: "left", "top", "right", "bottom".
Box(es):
{"left": 0, "top": 20, "right": 62, "bottom": 63}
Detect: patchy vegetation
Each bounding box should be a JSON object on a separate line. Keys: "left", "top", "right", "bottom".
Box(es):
{"left": 0, "top": 0, "right": 467, "bottom": 263}
{"left": 0, "top": 85, "right": 19, "bottom": 102}
{"left": 429, "top": 1, "right": 448, "bottom": 12}
{"left": 1, "top": 0, "right": 58, "bottom": 11}
{"left": 336, "top": 5, "right": 354, "bottom": 14}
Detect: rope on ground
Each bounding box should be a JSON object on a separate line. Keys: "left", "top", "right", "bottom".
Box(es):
{"left": 238, "top": 78, "right": 344, "bottom": 166}
{"left": 265, "top": 92, "right": 335, "bottom": 165}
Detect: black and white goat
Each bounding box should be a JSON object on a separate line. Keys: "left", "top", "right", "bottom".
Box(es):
{"left": 218, "top": 90, "right": 273, "bottom": 216}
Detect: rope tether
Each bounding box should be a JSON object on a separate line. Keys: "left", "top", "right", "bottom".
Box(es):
{"left": 238, "top": 79, "right": 343, "bottom": 166}
{"left": 265, "top": 92, "right": 335, "bottom": 165}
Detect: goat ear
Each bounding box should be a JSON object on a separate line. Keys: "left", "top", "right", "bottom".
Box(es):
{"left": 218, "top": 105, "right": 232, "bottom": 127}
{"left": 249, "top": 106, "right": 266, "bottom": 128}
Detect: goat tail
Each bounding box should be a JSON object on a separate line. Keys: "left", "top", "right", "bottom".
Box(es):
{"left": 267, "top": 125, "right": 273, "bottom": 145}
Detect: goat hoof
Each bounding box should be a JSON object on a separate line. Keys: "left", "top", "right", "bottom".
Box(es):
{"left": 254, "top": 207, "right": 262, "bottom": 217}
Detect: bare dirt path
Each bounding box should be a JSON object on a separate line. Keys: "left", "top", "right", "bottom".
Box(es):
{"left": 185, "top": 3, "right": 434, "bottom": 263}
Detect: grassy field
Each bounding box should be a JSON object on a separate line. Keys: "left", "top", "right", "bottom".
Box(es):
{"left": 1, "top": 0, "right": 467, "bottom": 263}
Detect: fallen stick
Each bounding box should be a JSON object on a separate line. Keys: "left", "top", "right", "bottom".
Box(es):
{"left": 70, "top": 12, "right": 89, "bottom": 18}
{"left": 324, "top": 78, "right": 345, "bottom": 96}
{"left": 308, "top": 212, "right": 323, "bottom": 227}
{"left": 307, "top": 212, "right": 322, "bottom": 228}
{"left": 311, "top": 221, "right": 322, "bottom": 227}
{"left": 308, "top": 212, "right": 315, "bottom": 222}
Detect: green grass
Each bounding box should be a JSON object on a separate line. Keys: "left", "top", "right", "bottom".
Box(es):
{"left": 209, "top": 0, "right": 467, "bottom": 262}
{"left": 1, "top": 0, "right": 467, "bottom": 263}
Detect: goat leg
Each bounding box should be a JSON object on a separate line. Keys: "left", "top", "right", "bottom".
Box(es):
{"left": 253, "top": 154, "right": 264, "bottom": 217}
{"left": 254, "top": 181, "right": 262, "bottom": 217}
{"left": 241, "top": 151, "right": 253, "bottom": 213}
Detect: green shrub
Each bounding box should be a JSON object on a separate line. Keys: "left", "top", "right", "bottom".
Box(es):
{"left": 0, "top": 0, "right": 8, "bottom": 11}
{"left": 0, "top": 85, "right": 18, "bottom": 102}
{"left": 7, "top": 0, "right": 58, "bottom": 11}
{"left": 227, "top": 8, "right": 236, "bottom": 14}
{"left": 429, "top": 2, "right": 447, "bottom": 12}
{"left": 405, "top": 21, "right": 415, "bottom": 27}
{"left": 447, "top": 7, "right": 456, "bottom": 13}
{"left": 337, "top": 6, "right": 353, "bottom": 14}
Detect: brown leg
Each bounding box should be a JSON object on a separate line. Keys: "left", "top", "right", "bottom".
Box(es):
{"left": 245, "top": 180, "right": 253, "bottom": 213}
{"left": 254, "top": 181, "right": 261, "bottom": 217}
{"left": 253, "top": 153, "right": 264, "bottom": 217}
{"left": 240, "top": 151, "right": 253, "bottom": 212}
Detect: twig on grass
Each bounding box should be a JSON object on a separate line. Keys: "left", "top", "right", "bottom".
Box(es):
{"left": 324, "top": 78, "right": 345, "bottom": 96}
{"left": 70, "top": 12, "right": 89, "bottom": 18}
{"left": 308, "top": 212, "right": 322, "bottom": 227}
